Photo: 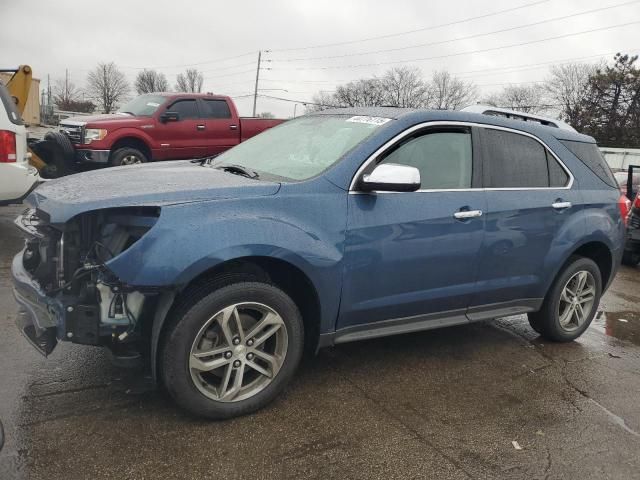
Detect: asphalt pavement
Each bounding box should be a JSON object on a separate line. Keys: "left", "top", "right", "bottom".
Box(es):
{"left": 1, "top": 204, "right": 639, "bottom": 480}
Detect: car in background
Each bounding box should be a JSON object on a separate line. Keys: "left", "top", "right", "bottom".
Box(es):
{"left": 0, "top": 83, "right": 39, "bottom": 205}
{"left": 614, "top": 170, "right": 640, "bottom": 199}
{"left": 623, "top": 181, "right": 640, "bottom": 266}
{"left": 13, "top": 107, "right": 627, "bottom": 419}
{"left": 58, "top": 93, "right": 285, "bottom": 167}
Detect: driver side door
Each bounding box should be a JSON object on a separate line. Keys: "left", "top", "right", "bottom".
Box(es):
{"left": 338, "top": 125, "right": 486, "bottom": 334}
{"left": 154, "top": 98, "right": 207, "bottom": 160}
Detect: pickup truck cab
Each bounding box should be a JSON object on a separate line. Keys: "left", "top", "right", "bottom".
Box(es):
{"left": 13, "top": 107, "right": 626, "bottom": 419}
{"left": 59, "top": 93, "right": 284, "bottom": 166}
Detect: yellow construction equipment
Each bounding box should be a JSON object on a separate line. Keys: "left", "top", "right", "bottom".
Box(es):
{"left": 2, "top": 65, "right": 54, "bottom": 172}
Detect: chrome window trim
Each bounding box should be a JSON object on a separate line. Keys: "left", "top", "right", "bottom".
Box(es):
{"left": 348, "top": 121, "right": 574, "bottom": 193}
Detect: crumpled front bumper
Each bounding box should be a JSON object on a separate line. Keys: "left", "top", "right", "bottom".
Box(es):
{"left": 12, "top": 249, "right": 64, "bottom": 356}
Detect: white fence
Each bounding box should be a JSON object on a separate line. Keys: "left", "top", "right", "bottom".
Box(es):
{"left": 601, "top": 147, "right": 640, "bottom": 171}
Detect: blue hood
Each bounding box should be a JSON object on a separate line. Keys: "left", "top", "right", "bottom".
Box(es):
{"left": 27, "top": 161, "right": 280, "bottom": 224}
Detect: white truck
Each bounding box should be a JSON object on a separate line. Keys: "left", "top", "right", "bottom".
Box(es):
{"left": 0, "top": 82, "right": 39, "bottom": 205}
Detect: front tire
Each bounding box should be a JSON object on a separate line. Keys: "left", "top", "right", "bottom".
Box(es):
{"left": 161, "top": 282, "right": 304, "bottom": 419}
{"left": 109, "top": 147, "right": 148, "bottom": 166}
{"left": 528, "top": 256, "right": 602, "bottom": 342}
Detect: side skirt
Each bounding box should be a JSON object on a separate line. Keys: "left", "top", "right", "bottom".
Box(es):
{"left": 318, "top": 298, "right": 543, "bottom": 348}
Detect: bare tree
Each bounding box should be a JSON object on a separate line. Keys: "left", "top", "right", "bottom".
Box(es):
{"left": 483, "top": 84, "right": 546, "bottom": 113}
{"left": 333, "top": 78, "right": 386, "bottom": 107}
{"left": 52, "top": 74, "right": 79, "bottom": 109}
{"left": 545, "top": 62, "right": 598, "bottom": 128}
{"left": 175, "top": 69, "right": 204, "bottom": 93}
{"left": 135, "top": 69, "right": 169, "bottom": 94}
{"left": 429, "top": 71, "right": 477, "bottom": 110}
{"left": 307, "top": 91, "right": 338, "bottom": 112}
{"left": 381, "top": 66, "right": 431, "bottom": 108}
{"left": 86, "top": 62, "right": 130, "bottom": 113}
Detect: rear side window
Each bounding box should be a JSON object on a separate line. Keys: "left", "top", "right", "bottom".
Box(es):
{"left": 380, "top": 130, "right": 473, "bottom": 189}
{"left": 560, "top": 140, "right": 617, "bottom": 188}
{"left": 168, "top": 99, "right": 199, "bottom": 119}
{"left": 483, "top": 129, "right": 549, "bottom": 188}
{"left": 0, "top": 84, "right": 23, "bottom": 125}
{"left": 548, "top": 153, "right": 569, "bottom": 187}
{"left": 201, "top": 99, "right": 232, "bottom": 119}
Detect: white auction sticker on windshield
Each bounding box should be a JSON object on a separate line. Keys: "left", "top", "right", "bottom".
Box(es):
{"left": 346, "top": 116, "right": 391, "bottom": 125}
{"left": 147, "top": 102, "right": 160, "bottom": 107}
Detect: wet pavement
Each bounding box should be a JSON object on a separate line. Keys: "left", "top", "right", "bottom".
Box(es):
{"left": 1, "top": 204, "right": 639, "bottom": 480}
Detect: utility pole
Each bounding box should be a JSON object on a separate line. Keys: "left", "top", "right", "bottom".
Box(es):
{"left": 252, "top": 50, "right": 262, "bottom": 117}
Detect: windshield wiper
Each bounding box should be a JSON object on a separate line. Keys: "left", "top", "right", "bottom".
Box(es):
{"left": 215, "top": 164, "right": 259, "bottom": 179}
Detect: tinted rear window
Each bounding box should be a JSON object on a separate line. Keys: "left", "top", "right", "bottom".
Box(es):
{"left": 560, "top": 140, "right": 617, "bottom": 188}
{"left": 0, "top": 84, "right": 23, "bottom": 125}
{"left": 201, "top": 99, "right": 232, "bottom": 119}
{"left": 483, "top": 129, "right": 549, "bottom": 188}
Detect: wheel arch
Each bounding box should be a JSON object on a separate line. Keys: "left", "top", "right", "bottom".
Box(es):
{"left": 149, "top": 255, "right": 323, "bottom": 382}
{"left": 110, "top": 135, "right": 152, "bottom": 161}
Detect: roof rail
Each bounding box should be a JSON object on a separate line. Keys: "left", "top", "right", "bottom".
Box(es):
{"left": 460, "top": 104, "right": 576, "bottom": 132}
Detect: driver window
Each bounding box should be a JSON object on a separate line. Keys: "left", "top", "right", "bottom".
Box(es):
{"left": 380, "top": 130, "right": 472, "bottom": 189}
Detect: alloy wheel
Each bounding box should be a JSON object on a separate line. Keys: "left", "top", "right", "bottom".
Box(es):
{"left": 189, "top": 302, "right": 288, "bottom": 402}
{"left": 558, "top": 270, "right": 596, "bottom": 331}
{"left": 121, "top": 154, "right": 142, "bottom": 165}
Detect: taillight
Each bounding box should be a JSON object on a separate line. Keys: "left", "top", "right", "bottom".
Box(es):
{"left": 0, "top": 130, "right": 17, "bottom": 163}
{"left": 619, "top": 194, "right": 632, "bottom": 226}
{"left": 635, "top": 191, "right": 640, "bottom": 209}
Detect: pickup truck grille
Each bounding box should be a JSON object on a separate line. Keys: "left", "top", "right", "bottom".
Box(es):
{"left": 630, "top": 212, "right": 640, "bottom": 229}
{"left": 59, "top": 123, "right": 84, "bottom": 144}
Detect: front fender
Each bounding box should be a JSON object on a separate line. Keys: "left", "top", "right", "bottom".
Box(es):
{"left": 106, "top": 188, "right": 347, "bottom": 334}
{"left": 103, "top": 128, "right": 154, "bottom": 150}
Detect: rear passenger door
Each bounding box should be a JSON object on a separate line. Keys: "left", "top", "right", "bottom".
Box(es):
{"left": 468, "top": 127, "right": 580, "bottom": 317}
{"left": 199, "top": 98, "right": 240, "bottom": 155}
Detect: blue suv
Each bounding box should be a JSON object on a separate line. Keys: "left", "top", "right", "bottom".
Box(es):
{"left": 12, "top": 107, "right": 627, "bottom": 418}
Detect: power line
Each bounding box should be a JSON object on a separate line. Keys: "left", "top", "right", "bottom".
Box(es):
{"left": 273, "top": 20, "right": 640, "bottom": 71}
{"left": 120, "top": 51, "right": 258, "bottom": 70}
{"left": 269, "top": 0, "right": 550, "bottom": 52}
{"left": 274, "top": 1, "right": 640, "bottom": 63}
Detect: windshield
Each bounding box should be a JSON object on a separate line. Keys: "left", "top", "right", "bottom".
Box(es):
{"left": 211, "top": 114, "right": 389, "bottom": 181}
{"left": 118, "top": 94, "right": 167, "bottom": 116}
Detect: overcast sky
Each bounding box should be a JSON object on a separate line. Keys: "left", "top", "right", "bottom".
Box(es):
{"left": 3, "top": 0, "right": 639, "bottom": 117}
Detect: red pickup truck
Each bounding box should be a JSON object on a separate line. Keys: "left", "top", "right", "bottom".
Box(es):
{"left": 58, "top": 93, "right": 284, "bottom": 166}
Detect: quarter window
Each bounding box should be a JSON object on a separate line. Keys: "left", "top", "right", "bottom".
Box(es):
{"left": 168, "top": 99, "right": 199, "bottom": 119}
{"left": 379, "top": 130, "right": 473, "bottom": 189}
{"left": 483, "top": 129, "right": 558, "bottom": 188}
{"left": 201, "top": 99, "right": 232, "bottom": 119}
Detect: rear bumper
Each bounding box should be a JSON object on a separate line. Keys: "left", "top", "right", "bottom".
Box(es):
{"left": 12, "top": 250, "right": 63, "bottom": 355}
{"left": 75, "top": 149, "right": 110, "bottom": 164}
{"left": 0, "top": 164, "right": 39, "bottom": 205}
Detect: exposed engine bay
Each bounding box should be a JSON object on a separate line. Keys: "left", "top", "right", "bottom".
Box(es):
{"left": 14, "top": 206, "right": 161, "bottom": 359}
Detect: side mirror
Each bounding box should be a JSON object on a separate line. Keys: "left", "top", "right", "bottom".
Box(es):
{"left": 160, "top": 111, "right": 180, "bottom": 123}
{"left": 360, "top": 163, "right": 421, "bottom": 192}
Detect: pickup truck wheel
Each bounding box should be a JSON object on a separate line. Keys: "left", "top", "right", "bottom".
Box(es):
{"left": 110, "top": 147, "right": 147, "bottom": 166}
{"left": 161, "top": 282, "right": 304, "bottom": 419}
{"left": 528, "top": 256, "right": 602, "bottom": 342}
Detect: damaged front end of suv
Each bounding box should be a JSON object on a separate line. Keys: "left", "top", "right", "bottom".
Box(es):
{"left": 13, "top": 205, "right": 162, "bottom": 362}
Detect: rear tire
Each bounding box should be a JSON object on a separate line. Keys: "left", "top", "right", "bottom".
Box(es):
{"left": 161, "top": 282, "right": 304, "bottom": 419}
{"left": 528, "top": 256, "right": 602, "bottom": 342}
{"left": 110, "top": 147, "right": 148, "bottom": 167}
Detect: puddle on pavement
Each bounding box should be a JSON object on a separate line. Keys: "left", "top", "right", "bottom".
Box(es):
{"left": 593, "top": 311, "right": 640, "bottom": 346}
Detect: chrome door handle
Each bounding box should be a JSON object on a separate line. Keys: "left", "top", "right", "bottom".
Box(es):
{"left": 454, "top": 210, "right": 483, "bottom": 219}
{"left": 196, "top": 125, "right": 206, "bottom": 131}
{"left": 552, "top": 201, "right": 572, "bottom": 210}
{"left": 229, "top": 125, "right": 238, "bottom": 130}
